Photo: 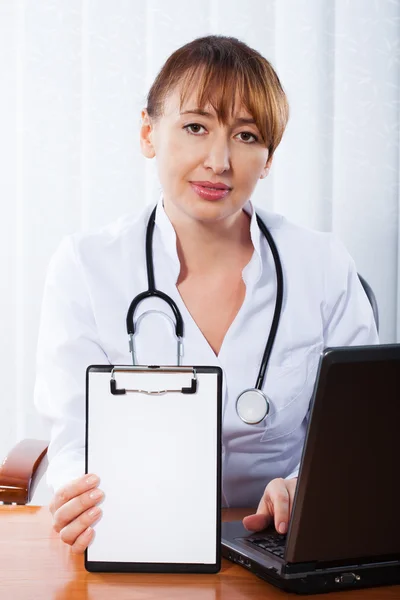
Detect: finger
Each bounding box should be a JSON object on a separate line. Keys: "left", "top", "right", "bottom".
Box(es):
{"left": 268, "top": 479, "right": 290, "bottom": 534}
{"left": 70, "top": 526, "right": 95, "bottom": 555}
{"left": 59, "top": 505, "right": 102, "bottom": 546}
{"left": 287, "top": 477, "right": 297, "bottom": 520}
{"left": 53, "top": 487, "right": 104, "bottom": 534}
{"left": 242, "top": 489, "right": 274, "bottom": 532}
{"left": 50, "top": 473, "right": 100, "bottom": 514}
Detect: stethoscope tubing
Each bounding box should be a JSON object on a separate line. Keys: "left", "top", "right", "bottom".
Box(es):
{"left": 125, "top": 203, "right": 284, "bottom": 405}
{"left": 254, "top": 214, "right": 284, "bottom": 390}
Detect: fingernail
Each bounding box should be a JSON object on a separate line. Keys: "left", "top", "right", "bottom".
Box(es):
{"left": 86, "top": 474, "right": 99, "bottom": 486}
{"left": 89, "top": 489, "right": 103, "bottom": 500}
{"left": 88, "top": 506, "right": 101, "bottom": 518}
{"left": 278, "top": 522, "right": 287, "bottom": 534}
{"left": 243, "top": 520, "right": 251, "bottom": 531}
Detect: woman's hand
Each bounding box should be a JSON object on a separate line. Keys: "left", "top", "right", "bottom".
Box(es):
{"left": 49, "top": 473, "right": 104, "bottom": 554}
{"left": 242, "top": 477, "right": 297, "bottom": 534}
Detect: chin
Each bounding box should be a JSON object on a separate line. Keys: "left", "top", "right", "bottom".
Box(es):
{"left": 179, "top": 190, "right": 241, "bottom": 222}
{"left": 185, "top": 200, "right": 234, "bottom": 223}
{"left": 164, "top": 187, "right": 243, "bottom": 223}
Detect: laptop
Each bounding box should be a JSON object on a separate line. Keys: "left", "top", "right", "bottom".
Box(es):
{"left": 221, "top": 344, "right": 400, "bottom": 594}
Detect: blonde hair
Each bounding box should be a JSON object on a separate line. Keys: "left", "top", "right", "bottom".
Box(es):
{"left": 146, "top": 35, "right": 289, "bottom": 156}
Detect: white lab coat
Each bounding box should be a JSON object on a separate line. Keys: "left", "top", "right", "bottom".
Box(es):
{"left": 34, "top": 197, "right": 379, "bottom": 507}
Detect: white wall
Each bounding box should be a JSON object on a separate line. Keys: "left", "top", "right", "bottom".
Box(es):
{"left": 0, "top": 0, "right": 399, "bottom": 462}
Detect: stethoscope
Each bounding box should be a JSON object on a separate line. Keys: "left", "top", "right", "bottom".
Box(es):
{"left": 126, "top": 205, "right": 283, "bottom": 425}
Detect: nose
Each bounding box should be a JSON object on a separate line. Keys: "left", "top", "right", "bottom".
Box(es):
{"left": 203, "top": 134, "right": 231, "bottom": 174}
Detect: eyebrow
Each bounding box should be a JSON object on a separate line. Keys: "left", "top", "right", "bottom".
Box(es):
{"left": 180, "top": 108, "right": 256, "bottom": 125}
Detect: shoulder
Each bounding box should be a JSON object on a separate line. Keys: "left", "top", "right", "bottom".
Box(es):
{"left": 50, "top": 203, "right": 154, "bottom": 274}
{"left": 75, "top": 203, "right": 153, "bottom": 260}
{"left": 254, "top": 205, "right": 352, "bottom": 269}
{"left": 254, "top": 204, "right": 328, "bottom": 246}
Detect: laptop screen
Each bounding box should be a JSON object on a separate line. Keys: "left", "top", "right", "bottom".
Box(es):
{"left": 287, "top": 351, "right": 399, "bottom": 565}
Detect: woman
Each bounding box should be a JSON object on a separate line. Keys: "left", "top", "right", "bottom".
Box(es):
{"left": 34, "top": 35, "right": 378, "bottom": 554}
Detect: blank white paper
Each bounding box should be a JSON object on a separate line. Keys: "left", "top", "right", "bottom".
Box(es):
{"left": 86, "top": 369, "right": 219, "bottom": 565}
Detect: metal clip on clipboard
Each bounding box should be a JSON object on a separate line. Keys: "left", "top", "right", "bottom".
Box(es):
{"left": 110, "top": 365, "right": 198, "bottom": 396}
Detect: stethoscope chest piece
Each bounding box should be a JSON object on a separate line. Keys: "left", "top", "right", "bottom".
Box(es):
{"left": 236, "top": 389, "right": 270, "bottom": 425}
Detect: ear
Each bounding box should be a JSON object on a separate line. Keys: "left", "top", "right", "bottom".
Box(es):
{"left": 260, "top": 154, "right": 274, "bottom": 179}
{"left": 140, "top": 109, "right": 156, "bottom": 159}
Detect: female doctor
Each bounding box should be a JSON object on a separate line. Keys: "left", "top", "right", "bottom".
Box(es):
{"left": 34, "top": 35, "right": 378, "bottom": 554}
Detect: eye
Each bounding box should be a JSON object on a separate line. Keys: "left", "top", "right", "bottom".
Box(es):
{"left": 236, "top": 131, "right": 258, "bottom": 144}
{"left": 183, "top": 123, "right": 207, "bottom": 135}
{"left": 183, "top": 123, "right": 258, "bottom": 144}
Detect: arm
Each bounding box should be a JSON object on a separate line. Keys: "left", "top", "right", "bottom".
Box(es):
{"left": 34, "top": 235, "right": 110, "bottom": 495}
{"left": 245, "top": 233, "right": 380, "bottom": 531}
{"left": 284, "top": 233, "right": 379, "bottom": 482}
{"left": 322, "top": 233, "right": 379, "bottom": 347}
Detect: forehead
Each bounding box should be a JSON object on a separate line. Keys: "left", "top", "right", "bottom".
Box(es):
{"left": 163, "top": 81, "right": 253, "bottom": 120}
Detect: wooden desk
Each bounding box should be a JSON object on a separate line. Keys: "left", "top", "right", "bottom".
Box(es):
{"left": 0, "top": 506, "right": 399, "bottom": 600}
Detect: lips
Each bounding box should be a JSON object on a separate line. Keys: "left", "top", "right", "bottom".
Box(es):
{"left": 190, "top": 182, "right": 231, "bottom": 201}
{"left": 190, "top": 181, "right": 232, "bottom": 190}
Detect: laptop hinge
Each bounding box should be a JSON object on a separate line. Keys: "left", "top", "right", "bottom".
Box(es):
{"left": 283, "top": 561, "right": 317, "bottom": 575}
{"left": 284, "top": 556, "right": 400, "bottom": 577}
{"left": 314, "top": 553, "right": 400, "bottom": 572}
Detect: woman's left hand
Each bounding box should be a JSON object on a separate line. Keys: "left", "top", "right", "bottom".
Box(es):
{"left": 242, "top": 477, "right": 298, "bottom": 534}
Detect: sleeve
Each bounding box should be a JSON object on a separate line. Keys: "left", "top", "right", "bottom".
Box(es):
{"left": 322, "top": 233, "right": 379, "bottom": 347}
{"left": 34, "top": 235, "right": 110, "bottom": 495}
{"left": 285, "top": 233, "right": 379, "bottom": 481}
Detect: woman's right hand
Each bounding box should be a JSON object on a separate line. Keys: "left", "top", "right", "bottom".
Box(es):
{"left": 49, "top": 473, "right": 104, "bottom": 554}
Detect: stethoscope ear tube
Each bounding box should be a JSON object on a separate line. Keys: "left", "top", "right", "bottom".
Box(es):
{"left": 126, "top": 206, "right": 185, "bottom": 340}
{"left": 126, "top": 290, "right": 184, "bottom": 337}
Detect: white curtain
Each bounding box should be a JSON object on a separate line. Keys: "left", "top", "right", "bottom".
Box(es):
{"left": 0, "top": 0, "right": 399, "bottom": 462}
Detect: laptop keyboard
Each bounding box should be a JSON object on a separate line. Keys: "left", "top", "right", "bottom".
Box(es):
{"left": 249, "top": 533, "right": 287, "bottom": 559}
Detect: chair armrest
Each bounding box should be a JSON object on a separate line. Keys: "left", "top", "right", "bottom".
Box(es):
{"left": 0, "top": 439, "right": 49, "bottom": 504}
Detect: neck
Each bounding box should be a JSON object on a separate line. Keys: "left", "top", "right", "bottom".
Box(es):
{"left": 163, "top": 200, "right": 254, "bottom": 277}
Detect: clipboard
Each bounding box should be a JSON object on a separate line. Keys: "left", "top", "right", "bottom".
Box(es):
{"left": 84, "top": 364, "right": 222, "bottom": 573}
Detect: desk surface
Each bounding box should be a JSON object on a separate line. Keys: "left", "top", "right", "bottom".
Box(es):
{"left": 0, "top": 506, "right": 399, "bottom": 600}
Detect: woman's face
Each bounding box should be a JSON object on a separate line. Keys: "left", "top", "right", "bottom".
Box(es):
{"left": 140, "top": 83, "right": 272, "bottom": 223}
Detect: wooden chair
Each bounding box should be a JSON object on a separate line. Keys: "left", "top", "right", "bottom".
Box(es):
{"left": 0, "top": 439, "right": 49, "bottom": 505}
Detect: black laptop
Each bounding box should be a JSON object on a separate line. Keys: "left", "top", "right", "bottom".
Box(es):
{"left": 221, "top": 344, "right": 400, "bottom": 594}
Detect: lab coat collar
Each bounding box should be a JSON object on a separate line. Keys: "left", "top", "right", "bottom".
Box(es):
{"left": 243, "top": 199, "right": 263, "bottom": 285}
{"left": 154, "top": 193, "right": 263, "bottom": 285}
